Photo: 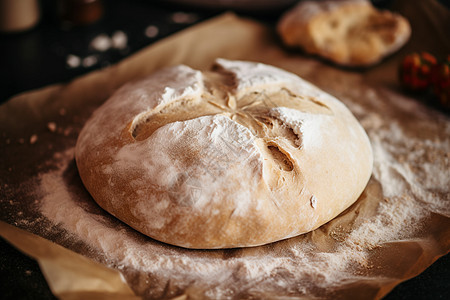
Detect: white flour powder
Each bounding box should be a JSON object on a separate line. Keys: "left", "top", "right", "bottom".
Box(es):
{"left": 37, "top": 85, "right": 450, "bottom": 298}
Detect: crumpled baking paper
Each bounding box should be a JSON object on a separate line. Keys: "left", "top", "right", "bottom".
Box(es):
{"left": 1, "top": 0, "right": 449, "bottom": 299}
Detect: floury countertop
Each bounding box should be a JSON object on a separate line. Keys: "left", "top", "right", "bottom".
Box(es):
{"left": 1, "top": 0, "right": 449, "bottom": 299}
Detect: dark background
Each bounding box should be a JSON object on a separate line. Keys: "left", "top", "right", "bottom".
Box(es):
{"left": 1, "top": 0, "right": 449, "bottom": 299}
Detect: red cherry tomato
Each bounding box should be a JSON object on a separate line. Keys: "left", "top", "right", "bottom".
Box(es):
{"left": 431, "top": 55, "right": 450, "bottom": 109}
{"left": 399, "top": 52, "right": 437, "bottom": 91}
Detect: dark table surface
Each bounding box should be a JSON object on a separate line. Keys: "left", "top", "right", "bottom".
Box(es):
{"left": 0, "top": 0, "right": 449, "bottom": 299}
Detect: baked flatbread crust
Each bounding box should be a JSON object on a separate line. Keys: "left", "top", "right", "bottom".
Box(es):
{"left": 278, "top": 0, "right": 411, "bottom": 66}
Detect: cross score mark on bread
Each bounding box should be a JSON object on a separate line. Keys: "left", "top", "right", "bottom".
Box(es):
{"left": 75, "top": 59, "right": 373, "bottom": 248}
{"left": 131, "top": 65, "right": 332, "bottom": 179}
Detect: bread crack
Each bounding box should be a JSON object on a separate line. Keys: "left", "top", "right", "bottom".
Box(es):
{"left": 131, "top": 71, "right": 329, "bottom": 151}
{"left": 267, "top": 144, "right": 294, "bottom": 172}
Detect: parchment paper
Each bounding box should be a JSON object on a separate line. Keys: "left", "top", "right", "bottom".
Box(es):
{"left": 0, "top": 221, "right": 139, "bottom": 300}
{"left": 1, "top": 1, "right": 449, "bottom": 299}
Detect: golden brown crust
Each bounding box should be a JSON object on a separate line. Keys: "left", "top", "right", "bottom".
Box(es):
{"left": 277, "top": 0, "right": 411, "bottom": 67}
{"left": 75, "top": 59, "right": 373, "bottom": 249}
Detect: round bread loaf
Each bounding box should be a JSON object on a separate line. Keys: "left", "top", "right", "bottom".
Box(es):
{"left": 75, "top": 59, "right": 373, "bottom": 249}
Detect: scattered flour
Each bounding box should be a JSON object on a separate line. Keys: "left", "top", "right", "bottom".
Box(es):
{"left": 66, "top": 54, "right": 81, "bottom": 68}
{"left": 36, "top": 95, "right": 449, "bottom": 298}
{"left": 111, "top": 31, "right": 128, "bottom": 50}
{"left": 90, "top": 34, "right": 112, "bottom": 52}
{"left": 144, "top": 25, "right": 159, "bottom": 38}
{"left": 67, "top": 31, "right": 128, "bottom": 69}
{"left": 90, "top": 31, "right": 128, "bottom": 52}
{"left": 82, "top": 55, "right": 98, "bottom": 68}
{"left": 7, "top": 57, "right": 442, "bottom": 299}
{"left": 171, "top": 12, "right": 198, "bottom": 24}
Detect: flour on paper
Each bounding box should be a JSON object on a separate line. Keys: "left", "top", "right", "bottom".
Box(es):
{"left": 37, "top": 84, "right": 450, "bottom": 298}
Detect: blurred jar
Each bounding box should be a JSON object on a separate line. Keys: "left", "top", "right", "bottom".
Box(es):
{"left": 58, "top": 0, "right": 103, "bottom": 26}
{"left": 0, "top": 0, "right": 40, "bottom": 32}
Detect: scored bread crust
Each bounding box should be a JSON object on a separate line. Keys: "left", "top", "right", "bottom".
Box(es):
{"left": 277, "top": 0, "right": 411, "bottom": 67}
{"left": 75, "top": 59, "right": 373, "bottom": 249}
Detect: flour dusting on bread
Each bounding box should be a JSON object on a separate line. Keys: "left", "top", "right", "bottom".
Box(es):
{"left": 75, "top": 59, "right": 373, "bottom": 248}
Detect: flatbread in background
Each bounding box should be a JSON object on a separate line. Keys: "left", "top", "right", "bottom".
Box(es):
{"left": 277, "top": 0, "right": 411, "bottom": 67}
{"left": 0, "top": 0, "right": 449, "bottom": 298}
